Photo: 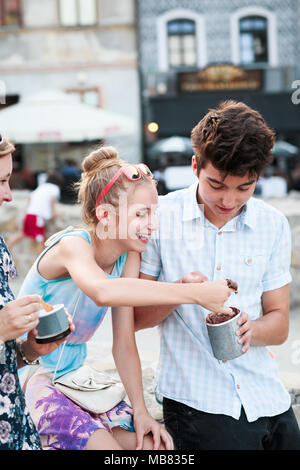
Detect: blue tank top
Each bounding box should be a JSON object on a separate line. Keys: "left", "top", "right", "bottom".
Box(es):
{"left": 18, "top": 227, "right": 128, "bottom": 377}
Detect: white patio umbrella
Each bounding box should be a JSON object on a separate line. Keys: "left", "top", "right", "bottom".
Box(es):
{"left": 148, "top": 136, "right": 194, "bottom": 157}
{"left": 272, "top": 140, "right": 299, "bottom": 158}
{"left": 0, "top": 89, "right": 137, "bottom": 143}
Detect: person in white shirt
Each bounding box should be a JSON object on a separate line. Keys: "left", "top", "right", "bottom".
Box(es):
{"left": 135, "top": 100, "right": 300, "bottom": 450}
{"left": 7, "top": 173, "right": 61, "bottom": 254}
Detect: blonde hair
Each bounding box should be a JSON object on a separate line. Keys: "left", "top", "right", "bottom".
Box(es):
{"left": 77, "top": 145, "right": 155, "bottom": 227}
{"left": 0, "top": 137, "right": 15, "bottom": 158}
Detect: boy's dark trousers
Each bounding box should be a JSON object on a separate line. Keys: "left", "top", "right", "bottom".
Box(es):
{"left": 163, "top": 397, "right": 300, "bottom": 450}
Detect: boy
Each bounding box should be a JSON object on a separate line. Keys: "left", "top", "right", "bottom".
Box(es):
{"left": 135, "top": 100, "right": 300, "bottom": 450}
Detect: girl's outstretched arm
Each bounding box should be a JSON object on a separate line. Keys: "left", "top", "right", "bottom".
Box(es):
{"left": 47, "top": 236, "right": 232, "bottom": 312}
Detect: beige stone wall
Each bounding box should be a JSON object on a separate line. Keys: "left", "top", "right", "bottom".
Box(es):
{"left": 265, "top": 194, "right": 300, "bottom": 309}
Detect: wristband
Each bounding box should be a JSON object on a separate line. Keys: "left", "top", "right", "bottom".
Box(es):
{"left": 17, "top": 340, "right": 40, "bottom": 366}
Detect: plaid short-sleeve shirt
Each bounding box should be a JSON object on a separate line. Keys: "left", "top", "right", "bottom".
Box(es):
{"left": 140, "top": 182, "right": 292, "bottom": 422}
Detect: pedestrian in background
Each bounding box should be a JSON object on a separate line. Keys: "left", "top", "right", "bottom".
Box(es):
{"left": 7, "top": 172, "right": 62, "bottom": 255}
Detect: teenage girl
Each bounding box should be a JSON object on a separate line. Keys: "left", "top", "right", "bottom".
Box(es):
{"left": 19, "top": 146, "right": 233, "bottom": 450}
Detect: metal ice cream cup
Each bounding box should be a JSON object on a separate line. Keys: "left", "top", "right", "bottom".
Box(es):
{"left": 205, "top": 308, "right": 243, "bottom": 360}
{"left": 36, "top": 303, "right": 70, "bottom": 344}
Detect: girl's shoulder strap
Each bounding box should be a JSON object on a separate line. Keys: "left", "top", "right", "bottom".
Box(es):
{"left": 44, "top": 226, "right": 91, "bottom": 247}
{"left": 35, "top": 226, "right": 91, "bottom": 265}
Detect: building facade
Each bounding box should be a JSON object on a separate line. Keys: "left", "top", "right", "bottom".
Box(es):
{"left": 137, "top": 0, "right": 300, "bottom": 168}
{"left": 0, "top": 0, "right": 140, "bottom": 181}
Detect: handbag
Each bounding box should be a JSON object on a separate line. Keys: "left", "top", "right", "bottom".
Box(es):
{"left": 52, "top": 292, "right": 126, "bottom": 414}
{"left": 53, "top": 365, "right": 126, "bottom": 414}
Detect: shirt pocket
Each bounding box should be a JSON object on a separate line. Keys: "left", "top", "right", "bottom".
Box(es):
{"left": 227, "top": 251, "right": 268, "bottom": 287}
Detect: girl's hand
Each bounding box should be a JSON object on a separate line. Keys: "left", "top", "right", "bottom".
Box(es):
{"left": 24, "top": 309, "right": 75, "bottom": 359}
{"left": 236, "top": 311, "right": 253, "bottom": 353}
{"left": 178, "top": 275, "right": 233, "bottom": 314}
{"left": 0, "top": 295, "right": 40, "bottom": 342}
{"left": 197, "top": 279, "right": 233, "bottom": 314}
{"left": 134, "top": 411, "right": 174, "bottom": 450}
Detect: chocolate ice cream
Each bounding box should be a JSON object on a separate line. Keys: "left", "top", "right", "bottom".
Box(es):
{"left": 206, "top": 307, "right": 240, "bottom": 325}
{"left": 226, "top": 279, "right": 238, "bottom": 293}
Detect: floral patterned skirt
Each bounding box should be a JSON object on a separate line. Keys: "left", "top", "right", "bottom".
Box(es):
{"left": 23, "top": 367, "right": 135, "bottom": 450}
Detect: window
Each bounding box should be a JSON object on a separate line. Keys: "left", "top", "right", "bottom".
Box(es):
{"left": 167, "top": 19, "right": 197, "bottom": 68}
{"left": 157, "top": 9, "right": 206, "bottom": 72}
{"left": 239, "top": 16, "right": 268, "bottom": 64}
{"left": 231, "top": 7, "right": 277, "bottom": 67}
{"left": 0, "top": 0, "right": 22, "bottom": 27}
{"left": 59, "top": 0, "right": 97, "bottom": 27}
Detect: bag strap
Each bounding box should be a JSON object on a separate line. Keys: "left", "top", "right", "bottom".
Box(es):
{"left": 52, "top": 291, "right": 81, "bottom": 385}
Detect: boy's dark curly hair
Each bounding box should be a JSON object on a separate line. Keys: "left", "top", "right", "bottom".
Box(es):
{"left": 191, "top": 100, "right": 275, "bottom": 179}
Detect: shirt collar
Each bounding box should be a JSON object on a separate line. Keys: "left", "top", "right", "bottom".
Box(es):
{"left": 182, "top": 182, "right": 205, "bottom": 222}
{"left": 182, "top": 182, "right": 257, "bottom": 230}
{"left": 237, "top": 197, "right": 257, "bottom": 230}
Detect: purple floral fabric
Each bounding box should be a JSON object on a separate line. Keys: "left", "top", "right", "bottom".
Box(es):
{"left": 24, "top": 368, "right": 134, "bottom": 450}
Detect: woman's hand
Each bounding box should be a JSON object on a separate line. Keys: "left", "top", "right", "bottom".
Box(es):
{"left": 178, "top": 273, "right": 233, "bottom": 313}
{"left": 189, "top": 279, "right": 233, "bottom": 314}
{"left": 134, "top": 410, "right": 174, "bottom": 450}
{"left": 236, "top": 311, "right": 253, "bottom": 353}
{"left": 24, "top": 309, "right": 75, "bottom": 359}
{"left": 0, "top": 295, "right": 41, "bottom": 342}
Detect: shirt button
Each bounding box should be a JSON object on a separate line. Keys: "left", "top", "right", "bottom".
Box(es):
{"left": 216, "top": 265, "right": 222, "bottom": 271}
{"left": 222, "top": 360, "right": 227, "bottom": 363}
{"left": 218, "top": 231, "right": 222, "bottom": 235}
{"left": 236, "top": 385, "right": 241, "bottom": 389}
{"left": 247, "top": 259, "right": 252, "bottom": 264}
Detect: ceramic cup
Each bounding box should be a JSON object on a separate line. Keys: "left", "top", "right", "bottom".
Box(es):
{"left": 205, "top": 307, "right": 243, "bottom": 360}
{"left": 36, "top": 304, "right": 70, "bottom": 344}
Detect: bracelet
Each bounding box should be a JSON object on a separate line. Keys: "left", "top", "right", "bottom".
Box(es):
{"left": 17, "top": 340, "right": 40, "bottom": 366}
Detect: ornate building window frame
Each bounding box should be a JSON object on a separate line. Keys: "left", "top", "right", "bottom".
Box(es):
{"left": 157, "top": 9, "right": 207, "bottom": 72}
{"left": 230, "top": 6, "right": 278, "bottom": 67}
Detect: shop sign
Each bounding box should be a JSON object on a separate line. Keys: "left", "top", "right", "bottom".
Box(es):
{"left": 178, "top": 64, "right": 262, "bottom": 92}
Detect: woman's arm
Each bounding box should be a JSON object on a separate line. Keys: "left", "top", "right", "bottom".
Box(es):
{"left": 111, "top": 306, "right": 145, "bottom": 411}
{"left": 111, "top": 251, "right": 147, "bottom": 414}
{"left": 111, "top": 252, "right": 173, "bottom": 450}
{"left": 134, "top": 271, "right": 209, "bottom": 330}
{"left": 134, "top": 272, "right": 177, "bottom": 330}
{"left": 55, "top": 237, "right": 233, "bottom": 312}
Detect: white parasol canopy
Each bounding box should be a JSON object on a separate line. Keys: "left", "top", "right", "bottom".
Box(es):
{"left": 149, "top": 136, "right": 194, "bottom": 156}
{"left": 0, "top": 89, "right": 137, "bottom": 143}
